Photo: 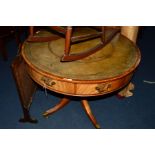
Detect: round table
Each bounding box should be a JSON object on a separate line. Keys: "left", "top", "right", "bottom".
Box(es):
{"left": 21, "top": 28, "right": 141, "bottom": 128}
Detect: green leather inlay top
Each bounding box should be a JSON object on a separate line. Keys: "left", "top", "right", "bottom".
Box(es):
{"left": 23, "top": 28, "right": 140, "bottom": 80}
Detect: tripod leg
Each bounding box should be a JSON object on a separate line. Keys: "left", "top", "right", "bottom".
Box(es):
{"left": 81, "top": 99, "right": 100, "bottom": 129}
{"left": 43, "top": 97, "right": 70, "bottom": 118}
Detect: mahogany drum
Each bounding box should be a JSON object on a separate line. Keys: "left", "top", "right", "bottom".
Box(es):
{"left": 22, "top": 28, "right": 141, "bottom": 97}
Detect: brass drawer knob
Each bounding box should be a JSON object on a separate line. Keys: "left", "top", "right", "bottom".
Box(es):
{"left": 41, "top": 77, "right": 56, "bottom": 86}
{"left": 95, "top": 83, "right": 111, "bottom": 93}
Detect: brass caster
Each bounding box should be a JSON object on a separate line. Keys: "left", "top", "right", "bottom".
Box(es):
{"left": 42, "top": 112, "right": 49, "bottom": 118}
{"left": 95, "top": 124, "right": 101, "bottom": 129}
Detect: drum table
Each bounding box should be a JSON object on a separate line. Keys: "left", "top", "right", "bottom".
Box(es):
{"left": 21, "top": 28, "right": 141, "bottom": 128}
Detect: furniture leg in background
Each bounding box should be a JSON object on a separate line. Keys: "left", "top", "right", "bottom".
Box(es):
{"left": 11, "top": 55, "right": 38, "bottom": 123}
{"left": 0, "top": 27, "right": 21, "bottom": 61}
{"left": 0, "top": 38, "right": 8, "bottom": 61}
{"left": 121, "top": 26, "right": 139, "bottom": 43}
{"left": 117, "top": 26, "right": 139, "bottom": 98}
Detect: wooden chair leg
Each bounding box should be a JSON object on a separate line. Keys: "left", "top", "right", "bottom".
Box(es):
{"left": 101, "top": 26, "right": 105, "bottom": 43}
{"left": 27, "top": 26, "right": 60, "bottom": 42}
{"left": 61, "top": 26, "right": 72, "bottom": 61}
{"left": 61, "top": 27, "right": 120, "bottom": 62}
{"left": 81, "top": 99, "right": 100, "bottom": 129}
{"left": 29, "top": 26, "right": 34, "bottom": 37}
{"left": 43, "top": 97, "right": 70, "bottom": 118}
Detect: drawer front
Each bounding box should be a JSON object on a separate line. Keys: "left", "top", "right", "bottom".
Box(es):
{"left": 27, "top": 67, "right": 75, "bottom": 95}
{"left": 75, "top": 74, "right": 133, "bottom": 96}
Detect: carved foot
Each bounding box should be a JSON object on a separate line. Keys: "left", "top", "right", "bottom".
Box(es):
{"left": 19, "top": 117, "right": 38, "bottom": 123}
{"left": 81, "top": 99, "right": 101, "bottom": 129}
{"left": 19, "top": 108, "right": 38, "bottom": 123}
{"left": 43, "top": 97, "right": 70, "bottom": 118}
{"left": 117, "top": 82, "right": 135, "bottom": 99}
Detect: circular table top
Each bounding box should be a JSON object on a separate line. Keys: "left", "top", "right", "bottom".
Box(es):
{"left": 22, "top": 28, "right": 140, "bottom": 82}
